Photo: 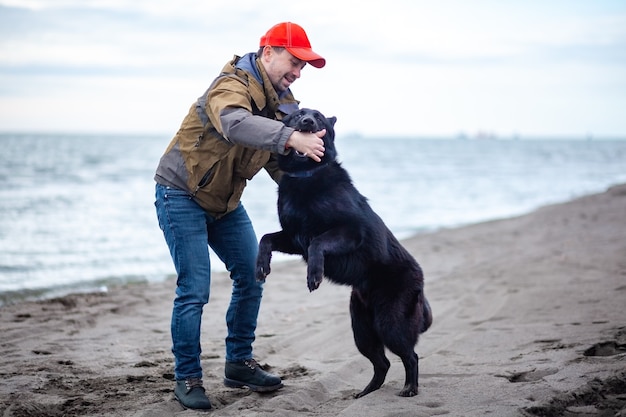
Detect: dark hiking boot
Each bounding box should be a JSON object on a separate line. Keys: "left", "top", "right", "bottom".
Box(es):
{"left": 224, "top": 358, "right": 283, "bottom": 392}
{"left": 174, "top": 378, "right": 212, "bottom": 411}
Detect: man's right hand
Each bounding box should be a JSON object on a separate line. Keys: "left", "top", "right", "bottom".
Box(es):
{"left": 285, "top": 129, "right": 326, "bottom": 162}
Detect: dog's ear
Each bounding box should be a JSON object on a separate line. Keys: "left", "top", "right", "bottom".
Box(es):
{"left": 327, "top": 116, "right": 337, "bottom": 127}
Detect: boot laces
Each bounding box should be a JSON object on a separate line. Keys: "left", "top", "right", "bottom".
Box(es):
{"left": 244, "top": 358, "right": 259, "bottom": 370}
{"left": 185, "top": 377, "right": 204, "bottom": 390}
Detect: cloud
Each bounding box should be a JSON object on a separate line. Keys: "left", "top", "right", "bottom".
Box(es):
{"left": 0, "top": 0, "right": 625, "bottom": 136}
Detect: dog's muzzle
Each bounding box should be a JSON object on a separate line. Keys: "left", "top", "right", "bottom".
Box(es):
{"left": 296, "top": 116, "right": 318, "bottom": 132}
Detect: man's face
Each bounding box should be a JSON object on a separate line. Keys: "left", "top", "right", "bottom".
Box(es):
{"left": 261, "top": 47, "right": 307, "bottom": 93}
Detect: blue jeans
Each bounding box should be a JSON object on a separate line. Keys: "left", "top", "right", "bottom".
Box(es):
{"left": 154, "top": 183, "right": 263, "bottom": 380}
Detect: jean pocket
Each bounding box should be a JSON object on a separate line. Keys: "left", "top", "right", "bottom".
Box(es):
{"left": 160, "top": 185, "right": 191, "bottom": 200}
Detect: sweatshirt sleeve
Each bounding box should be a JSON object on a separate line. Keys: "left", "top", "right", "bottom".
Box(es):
{"left": 205, "top": 74, "right": 294, "bottom": 155}
{"left": 220, "top": 107, "right": 294, "bottom": 155}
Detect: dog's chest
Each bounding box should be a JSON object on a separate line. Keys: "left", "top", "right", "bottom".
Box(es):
{"left": 278, "top": 178, "right": 326, "bottom": 216}
{"left": 278, "top": 196, "right": 326, "bottom": 232}
{"left": 277, "top": 184, "right": 337, "bottom": 243}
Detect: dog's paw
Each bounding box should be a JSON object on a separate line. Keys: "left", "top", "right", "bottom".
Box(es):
{"left": 255, "top": 255, "right": 272, "bottom": 282}
{"left": 307, "top": 274, "right": 323, "bottom": 292}
{"left": 256, "top": 265, "right": 270, "bottom": 282}
{"left": 398, "top": 386, "right": 418, "bottom": 397}
{"left": 306, "top": 260, "right": 324, "bottom": 291}
{"left": 256, "top": 259, "right": 272, "bottom": 282}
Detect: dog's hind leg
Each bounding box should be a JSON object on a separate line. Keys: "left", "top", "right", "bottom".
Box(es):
{"left": 380, "top": 316, "right": 420, "bottom": 397}
{"left": 350, "top": 290, "right": 390, "bottom": 398}
{"left": 398, "top": 352, "right": 419, "bottom": 397}
{"left": 392, "top": 296, "right": 430, "bottom": 396}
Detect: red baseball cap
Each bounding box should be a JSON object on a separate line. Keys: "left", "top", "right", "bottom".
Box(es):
{"left": 260, "top": 22, "right": 326, "bottom": 68}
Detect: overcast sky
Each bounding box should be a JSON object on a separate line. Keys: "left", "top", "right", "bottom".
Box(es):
{"left": 1, "top": 0, "right": 625, "bottom": 138}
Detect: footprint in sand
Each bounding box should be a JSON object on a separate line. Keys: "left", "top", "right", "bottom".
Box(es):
{"left": 583, "top": 341, "right": 626, "bottom": 357}
{"left": 583, "top": 327, "right": 626, "bottom": 357}
{"left": 496, "top": 368, "right": 559, "bottom": 383}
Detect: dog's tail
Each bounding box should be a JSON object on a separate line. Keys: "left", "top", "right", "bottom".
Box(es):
{"left": 419, "top": 296, "right": 433, "bottom": 334}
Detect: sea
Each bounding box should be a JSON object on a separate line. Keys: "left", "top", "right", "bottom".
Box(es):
{"left": 1, "top": 132, "right": 625, "bottom": 305}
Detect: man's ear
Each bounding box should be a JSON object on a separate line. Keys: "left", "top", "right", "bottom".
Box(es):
{"left": 260, "top": 45, "right": 273, "bottom": 62}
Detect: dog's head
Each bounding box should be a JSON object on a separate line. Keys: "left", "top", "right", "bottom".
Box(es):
{"left": 279, "top": 108, "right": 337, "bottom": 174}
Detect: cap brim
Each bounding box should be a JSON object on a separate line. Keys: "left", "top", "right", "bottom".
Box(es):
{"left": 286, "top": 47, "right": 326, "bottom": 68}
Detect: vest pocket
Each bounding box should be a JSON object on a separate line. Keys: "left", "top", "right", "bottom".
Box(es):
{"left": 196, "top": 167, "right": 215, "bottom": 189}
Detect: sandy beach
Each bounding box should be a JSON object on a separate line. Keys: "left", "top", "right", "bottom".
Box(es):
{"left": 1, "top": 184, "right": 625, "bottom": 417}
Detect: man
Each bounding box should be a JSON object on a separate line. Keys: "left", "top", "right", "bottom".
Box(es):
{"left": 154, "top": 22, "right": 326, "bottom": 410}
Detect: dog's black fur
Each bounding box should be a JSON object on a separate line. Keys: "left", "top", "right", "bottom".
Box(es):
{"left": 256, "top": 108, "right": 432, "bottom": 398}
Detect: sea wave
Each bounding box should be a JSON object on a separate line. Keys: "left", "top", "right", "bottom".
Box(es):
{"left": 1, "top": 133, "right": 625, "bottom": 302}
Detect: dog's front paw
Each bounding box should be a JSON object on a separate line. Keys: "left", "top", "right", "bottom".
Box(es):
{"left": 255, "top": 255, "right": 271, "bottom": 282}
{"left": 307, "top": 273, "right": 323, "bottom": 292}
{"left": 306, "top": 258, "right": 324, "bottom": 291}
{"left": 256, "top": 267, "right": 269, "bottom": 282}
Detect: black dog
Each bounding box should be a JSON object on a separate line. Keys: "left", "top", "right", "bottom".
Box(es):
{"left": 256, "top": 108, "right": 432, "bottom": 398}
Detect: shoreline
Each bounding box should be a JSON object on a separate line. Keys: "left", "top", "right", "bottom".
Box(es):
{"left": 1, "top": 184, "right": 625, "bottom": 416}
{"left": 1, "top": 183, "right": 620, "bottom": 308}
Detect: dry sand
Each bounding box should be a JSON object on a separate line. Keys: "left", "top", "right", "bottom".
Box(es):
{"left": 1, "top": 184, "right": 625, "bottom": 417}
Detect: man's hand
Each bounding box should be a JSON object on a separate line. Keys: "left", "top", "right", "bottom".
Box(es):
{"left": 285, "top": 129, "right": 326, "bottom": 162}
